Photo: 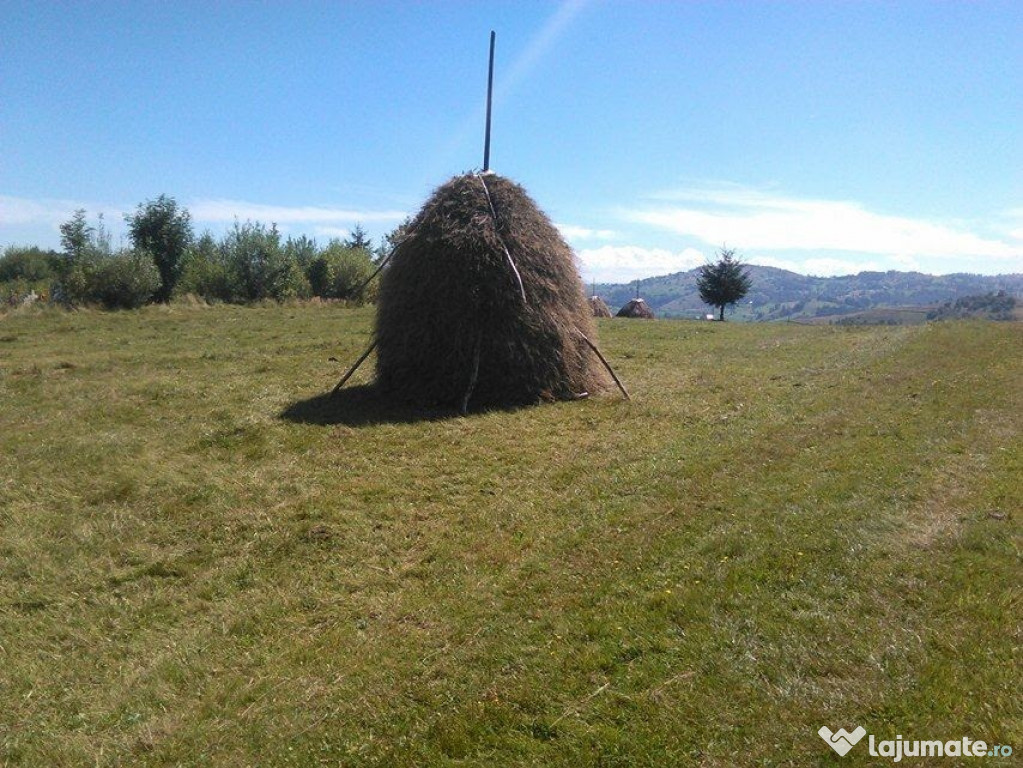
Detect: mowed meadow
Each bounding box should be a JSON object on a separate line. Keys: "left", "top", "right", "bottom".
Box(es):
{"left": 1, "top": 304, "right": 1019, "bottom": 766}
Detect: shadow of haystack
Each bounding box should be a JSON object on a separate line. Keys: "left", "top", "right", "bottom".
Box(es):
{"left": 280, "top": 385, "right": 460, "bottom": 427}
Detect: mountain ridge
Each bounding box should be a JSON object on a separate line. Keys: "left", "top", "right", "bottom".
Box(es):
{"left": 593, "top": 266, "right": 1023, "bottom": 322}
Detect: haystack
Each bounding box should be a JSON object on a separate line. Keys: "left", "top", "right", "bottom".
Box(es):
{"left": 616, "top": 298, "right": 655, "bottom": 319}
{"left": 374, "top": 172, "right": 614, "bottom": 409}
{"left": 589, "top": 295, "right": 612, "bottom": 318}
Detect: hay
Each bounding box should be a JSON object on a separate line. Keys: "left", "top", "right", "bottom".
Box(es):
{"left": 375, "top": 173, "right": 613, "bottom": 408}
{"left": 616, "top": 298, "right": 655, "bottom": 319}
{"left": 589, "top": 295, "right": 612, "bottom": 318}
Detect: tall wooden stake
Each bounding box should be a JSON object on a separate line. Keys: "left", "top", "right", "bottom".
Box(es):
{"left": 483, "top": 30, "right": 495, "bottom": 172}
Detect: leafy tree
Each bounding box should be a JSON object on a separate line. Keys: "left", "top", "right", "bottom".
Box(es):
{"left": 697, "top": 247, "right": 752, "bottom": 321}
{"left": 126, "top": 195, "right": 194, "bottom": 301}
{"left": 284, "top": 235, "right": 319, "bottom": 272}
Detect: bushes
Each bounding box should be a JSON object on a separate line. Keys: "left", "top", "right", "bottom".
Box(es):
{"left": 220, "top": 222, "right": 310, "bottom": 302}
{"left": 30, "top": 205, "right": 400, "bottom": 310}
{"left": 178, "top": 229, "right": 377, "bottom": 305}
{"left": 0, "top": 246, "right": 59, "bottom": 283}
{"left": 61, "top": 250, "right": 161, "bottom": 309}
{"left": 306, "top": 241, "right": 376, "bottom": 302}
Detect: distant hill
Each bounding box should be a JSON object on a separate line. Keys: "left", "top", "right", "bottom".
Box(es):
{"left": 594, "top": 266, "right": 1023, "bottom": 322}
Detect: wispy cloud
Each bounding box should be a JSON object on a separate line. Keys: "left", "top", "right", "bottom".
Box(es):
{"left": 497, "top": 0, "right": 592, "bottom": 102}
{"left": 189, "top": 198, "right": 406, "bottom": 225}
{"left": 626, "top": 184, "right": 1023, "bottom": 264}
{"left": 557, "top": 223, "right": 616, "bottom": 242}
{"left": 312, "top": 226, "right": 351, "bottom": 239}
{"left": 578, "top": 245, "right": 706, "bottom": 284}
{"left": 0, "top": 195, "right": 123, "bottom": 227}
{"left": 428, "top": 0, "right": 593, "bottom": 180}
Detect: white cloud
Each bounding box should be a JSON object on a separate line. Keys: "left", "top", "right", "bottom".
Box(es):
{"left": 0, "top": 195, "right": 124, "bottom": 227}
{"left": 626, "top": 184, "right": 1023, "bottom": 266}
{"left": 578, "top": 245, "right": 705, "bottom": 283}
{"left": 556, "top": 223, "right": 616, "bottom": 242}
{"left": 189, "top": 198, "right": 406, "bottom": 225}
{"left": 313, "top": 226, "right": 351, "bottom": 239}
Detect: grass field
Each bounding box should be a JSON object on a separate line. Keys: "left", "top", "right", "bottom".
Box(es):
{"left": 1, "top": 304, "right": 1019, "bottom": 766}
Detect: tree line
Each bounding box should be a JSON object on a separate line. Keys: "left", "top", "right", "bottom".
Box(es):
{"left": 4, "top": 194, "right": 753, "bottom": 320}
{"left": 1, "top": 195, "right": 409, "bottom": 309}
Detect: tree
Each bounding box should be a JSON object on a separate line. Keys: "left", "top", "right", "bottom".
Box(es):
{"left": 697, "top": 247, "right": 752, "bottom": 321}
{"left": 126, "top": 195, "right": 194, "bottom": 302}
{"left": 374, "top": 216, "right": 412, "bottom": 263}
{"left": 59, "top": 209, "right": 94, "bottom": 270}
{"left": 343, "top": 223, "right": 372, "bottom": 253}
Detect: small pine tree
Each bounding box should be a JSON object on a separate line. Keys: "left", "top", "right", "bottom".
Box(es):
{"left": 343, "top": 223, "right": 372, "bottom": 253}
{"left": 59, "top": 209, "right": 94, "bottom": 271}
{"left": 697, "top": 247, "right": 752, "bottom": 321}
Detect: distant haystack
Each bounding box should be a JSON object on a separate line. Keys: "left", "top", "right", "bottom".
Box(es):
{"left": 616, "top": 298, "right": 655, "bottom": 319}
{"left": 374, "top": 172, "right": 613, "bottom": 409}
{"left": 589, "top": 295, "right": 612, "bottom": 318}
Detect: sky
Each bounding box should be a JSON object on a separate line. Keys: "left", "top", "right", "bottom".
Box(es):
{"left": 2, "top": 0, "right": 1021, "bottom": 283}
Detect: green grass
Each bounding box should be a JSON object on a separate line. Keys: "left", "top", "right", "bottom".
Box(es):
{"left": 1, "top": 303, "right": 1019, "bottom": 766}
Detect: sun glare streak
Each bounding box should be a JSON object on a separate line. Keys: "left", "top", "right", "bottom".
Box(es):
{"left": 420, "top": 0, "right": 592, "bottom": 185}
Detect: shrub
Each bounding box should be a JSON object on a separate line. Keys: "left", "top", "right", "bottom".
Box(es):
{"left": 306, "top": 241, "right": 376, "bottom": 302}
{"left": 0, "top": 246, "right": 59, "bottom": 283}
{"left": 175, "top": 233, "right": 233, "bottom": 302}
{"left": 222, "top": 222, "right": 309, "bottom": 302}
{"left": 61, "top": 250, "right": 160, "bottom": 309}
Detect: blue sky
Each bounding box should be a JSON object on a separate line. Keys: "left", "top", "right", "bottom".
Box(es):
{"left": 2, "top": 0, "right": 1020, "bottom": 282}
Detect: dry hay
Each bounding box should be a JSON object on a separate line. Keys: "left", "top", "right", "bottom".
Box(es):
{"left": 375, "top": 173, "right": 612, "bottom": 408}
{"left": 589, "top": 295, "right": 612, "bottom": 318}
{"left": 616, "top": 298, "right": 655, "bottom": 319}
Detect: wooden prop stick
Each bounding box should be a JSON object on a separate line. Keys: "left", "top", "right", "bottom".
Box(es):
{"left": 461, "top": 333, "right": 482, "bottom": 415}
{"left": 476, "top": 172, "right": 526, "bottom": 303}
{"left": 483, "top": 30, "right": 496, "bottom": 172}
{"left": 576, "top": 331, "right": 631, "bottom": 401}
{"left": 331, "top": 337, "right": 378, "bottom": 396}
{"left": 355, "top": 250, "right": 394, "bottom": 297}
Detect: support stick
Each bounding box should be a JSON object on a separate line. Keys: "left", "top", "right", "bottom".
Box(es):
{"left": 476, "top": 172, "right": 526, "bottom": 303}
{"left": 577, "top": 330, "right": 631, "bottom": 401}
{"left": 483, "top": 30, "right": 495, "bottom": 172}
{"left": 461, "top": 333, "right": 482, "bottom": 415}
{"left": 354, "top": 248, "right": 395, "bottom": 298}
{"left": 331, "top": 337, "right": 378, "bottom": 396}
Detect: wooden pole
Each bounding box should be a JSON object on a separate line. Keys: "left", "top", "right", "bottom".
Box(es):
{"left": 577, "top": 330, "right": 630, "bottom": 401}
{"left": 460, "top": 333, "right": 482, "bottom": 415}
{"left": 331, "top": 337, "right": 378, "bottom": 396}
{"left": 483, "top": 30, "right": 495, "bottom": 172}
